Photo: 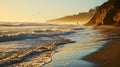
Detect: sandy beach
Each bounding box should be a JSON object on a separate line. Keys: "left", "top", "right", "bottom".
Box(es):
{"left": 1, "top": 24, "right": 120, "bottom": 67}
{"left": 85, "top": 25, "right": 120, "bottom": 67}
{"left": 0, "top": 0, "right": 119, "bottom": 67}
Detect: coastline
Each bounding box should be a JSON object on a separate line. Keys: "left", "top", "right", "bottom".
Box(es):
{"left": 0, "top": 24, "right": 78, "bottom": 67}
{"left": 0, "top": 38, "right": 75, "bottom": 67}
{"left": 85, "top": 25, "right": 120, "bottom": 67}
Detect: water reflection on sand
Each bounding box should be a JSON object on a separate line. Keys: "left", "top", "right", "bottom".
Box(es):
{"left": 43, "top": 26, "right": 108, "bottom": 67}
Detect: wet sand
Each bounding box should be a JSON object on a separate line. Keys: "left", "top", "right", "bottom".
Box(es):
{"left": 86, "top": 25, "right": 120, "bottom": 67}
{"left": 1, "top": 24, "right": 120, "bottom": 67}
{"left": 43, "top": 26, "right": 109, "bottom": 67}
{"left": 0, "top": 24, "right": 77, "bottom": 67}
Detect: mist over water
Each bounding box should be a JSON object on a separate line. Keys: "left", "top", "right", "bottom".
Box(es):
{"left": 0, "top": 23, "right": 116, "bottom": 67}
{"left": 0, "top": 23, "right": 78, "bottom": 66}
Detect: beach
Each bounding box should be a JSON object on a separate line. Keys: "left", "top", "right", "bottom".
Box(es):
{"left": 0, "top": 24, "right": 120, "bottom": 67}
{"left": 0, "top": 0, "right": 119, "bottom": 67}
{"left": 43, "top": 25, "right": 111, "bottom": 67}
{"left": 85, "top": 25, "right": 120, "bottom": 67}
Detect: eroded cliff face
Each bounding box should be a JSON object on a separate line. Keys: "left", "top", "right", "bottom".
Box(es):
{"left": 87, "top": 0, "right": 120, "bottom": 26}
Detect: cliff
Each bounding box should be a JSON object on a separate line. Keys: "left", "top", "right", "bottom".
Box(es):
{"left": 87, "top": 0, "right": 120, "bottom": 26}
{"left": 46, "top": 10, "right": 96, "bottom": 23}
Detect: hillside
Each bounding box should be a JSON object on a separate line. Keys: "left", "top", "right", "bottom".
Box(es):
{"left": 87, "top": 0, "right": 120, "bottom": 26}
{"left": 46, "top": 9, "right": 96, "bottom": 23}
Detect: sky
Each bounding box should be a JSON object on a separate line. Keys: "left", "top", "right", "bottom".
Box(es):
{"left": 0, "top": 0, "right": 108, "bottom": 22}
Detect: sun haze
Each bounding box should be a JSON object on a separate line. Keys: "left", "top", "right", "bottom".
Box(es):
{"left": 0, "top": 0, "right": 107, "bottom": 22}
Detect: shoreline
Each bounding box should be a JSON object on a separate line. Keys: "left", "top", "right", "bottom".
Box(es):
{"left": 0, "top": 38, "right": 75, "bottom": 67}
{"left": 85, "top": 25, "right": 120, "bottom": 67}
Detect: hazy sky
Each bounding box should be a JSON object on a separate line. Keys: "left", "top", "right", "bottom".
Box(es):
{"left": 0, "top": 0, "right": 107, "bottom": 22}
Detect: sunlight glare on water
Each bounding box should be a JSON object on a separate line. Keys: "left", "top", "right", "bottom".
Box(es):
{"left": 43, "top": 26, "right": 108, "bottom": 67}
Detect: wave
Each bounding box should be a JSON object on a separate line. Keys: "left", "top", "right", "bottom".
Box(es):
{"left": 0, "top": 29, "right": 75, "bottom": 42}
{"left": 0, "top": 38, "right": 75, "bottom": 67}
